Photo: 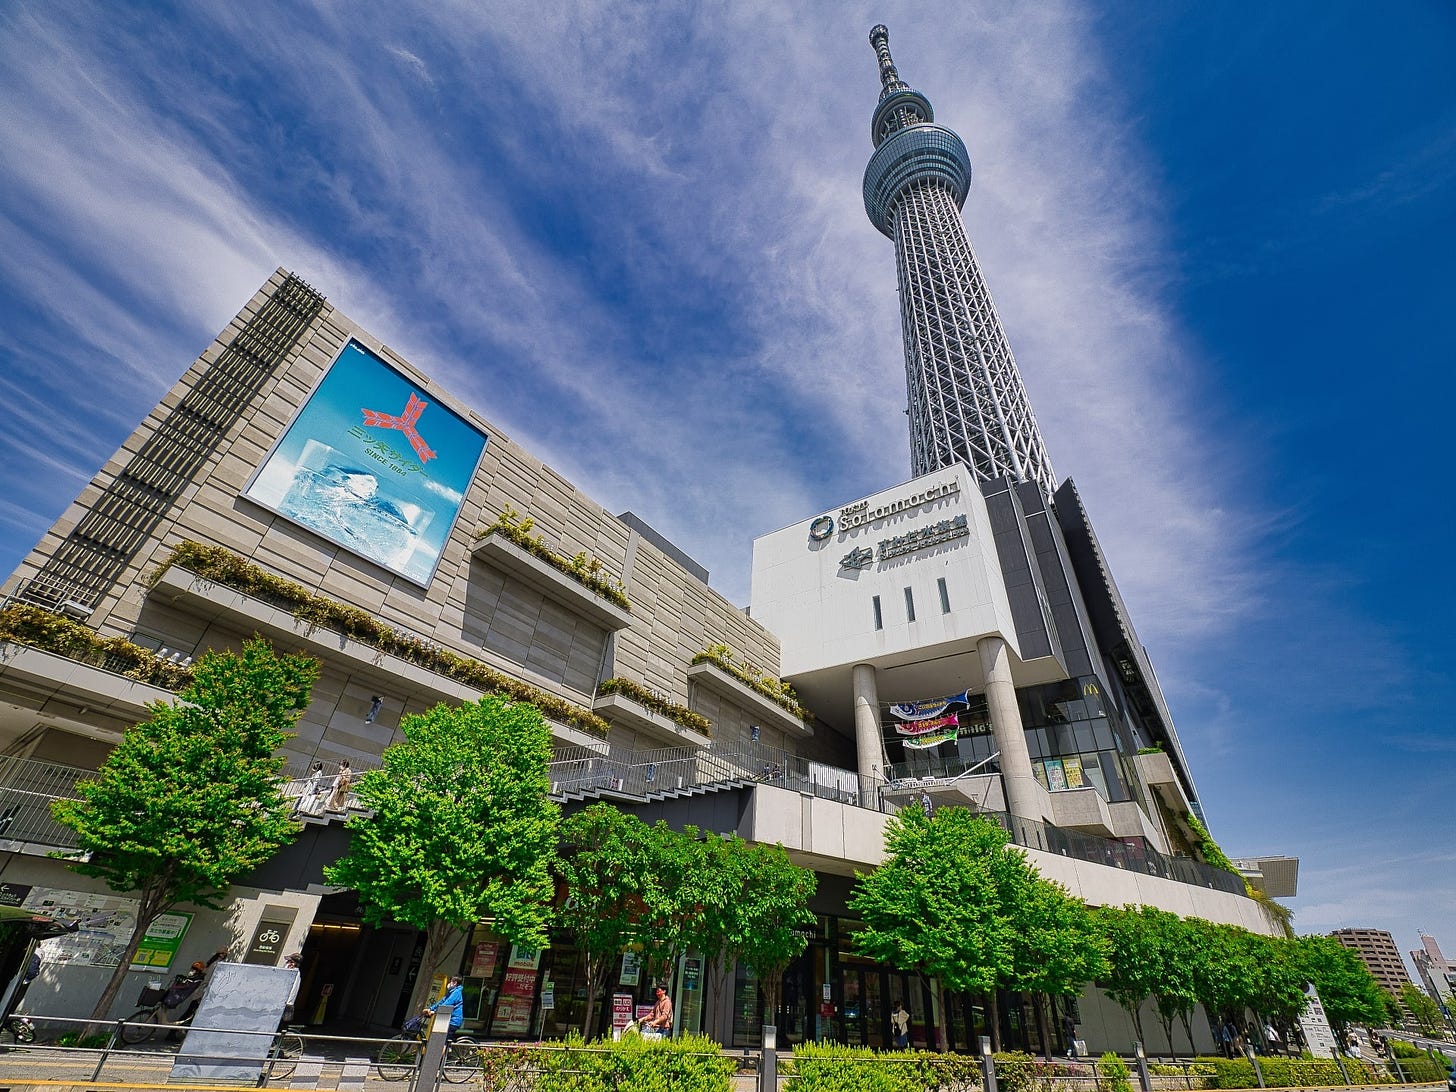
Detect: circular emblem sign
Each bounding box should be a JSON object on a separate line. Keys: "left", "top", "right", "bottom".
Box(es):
{"left": 808, "top": 516, "right": 834, "bottom": 541}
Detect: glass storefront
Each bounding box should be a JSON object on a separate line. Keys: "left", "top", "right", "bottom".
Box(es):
{"left": 730, "top": 914, "right": 1038, "bottom": 1053}
{"left": 1019, "top": 676, "right": 1144, "bottom": 809}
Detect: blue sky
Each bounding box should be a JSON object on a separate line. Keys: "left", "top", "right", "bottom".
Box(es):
{"left": 1, "top": 3, "right": 1452, "bottom": 968}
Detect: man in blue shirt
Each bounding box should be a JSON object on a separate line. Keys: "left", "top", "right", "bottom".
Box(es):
{"left": 426, "top": 976, "right": 466, "bottom": 1039}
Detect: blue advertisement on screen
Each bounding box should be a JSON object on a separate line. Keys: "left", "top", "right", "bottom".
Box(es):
{"left": 244, "top": 340, "right": 488, "bottom": 585}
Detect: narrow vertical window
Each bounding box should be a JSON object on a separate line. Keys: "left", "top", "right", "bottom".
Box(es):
{"left": 872, "top": 595, "right": 883, "bottom": 630}
{"left": 904, "top": 587, "right": 916, "bottom": 622}
{"left": 938, "top": 577, "right": 951, "bottom": 614}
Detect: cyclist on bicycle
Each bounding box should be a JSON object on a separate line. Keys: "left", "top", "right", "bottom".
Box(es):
{"left": 425, "top": 976, "right": 465, "bottom": 1039}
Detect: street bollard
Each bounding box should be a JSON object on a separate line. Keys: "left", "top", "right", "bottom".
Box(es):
{"left": 759, "top": 1025, "right": 777, "bottom": 1092}
{"left": 1134, "top": 1041, "right": 1152, "bottom": 1092}
{"left": 1245, "top": 1043, "right": 1265, "bottom": 1089}
{"left": 416, "top": 1005, "right": 453, "bottom": 1092}
{"left": 980, "top": 1035, "right": 998, "bottom": 1092}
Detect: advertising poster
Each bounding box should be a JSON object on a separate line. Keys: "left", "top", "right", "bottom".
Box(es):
{"left": 26, "top": 888, "right": 138, "bottom": 967}
{"left": 244, "top": 340, "right": 488, "bottom": 585}
{"left": 470, "top": 941, "right": 500, "bottom": 978}
{"left": 620, "top": 951, "right": 640, "bottom": 986}
{"left": 611, "top": 993, "right": 633, "bottom": 1033}
{"left": 1044, "top": 759, "right": 1067, "bottom": 792}
{"left": 130, "top": 911, "right": 193, "bottom": 970}
{"left": 1063, "top": 756, "right": 1085, "bottom": 790}
{"left": 491, "top": 948, "right": 541, "bottom": 1036}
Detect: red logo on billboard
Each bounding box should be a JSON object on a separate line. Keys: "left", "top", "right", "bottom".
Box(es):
{"left": 361, "top": 394, "right": 438, "bottom": 463}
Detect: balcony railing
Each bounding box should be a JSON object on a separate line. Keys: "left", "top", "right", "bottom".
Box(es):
{"left": 547, "top": 742, "right": 1247, "bottom": 896}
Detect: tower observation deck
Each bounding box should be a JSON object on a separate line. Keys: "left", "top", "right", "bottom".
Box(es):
{"left": 864, "top": 25, "right": 1056, "bottom": 494}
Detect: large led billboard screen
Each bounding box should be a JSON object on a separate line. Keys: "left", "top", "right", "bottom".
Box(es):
{"left": 244, "top": 340, "right": 488, "bottom": 585}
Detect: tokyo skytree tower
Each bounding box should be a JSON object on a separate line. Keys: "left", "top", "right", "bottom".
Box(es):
{"left": 863, "top": 25, "right": 1057, "bottom": 495}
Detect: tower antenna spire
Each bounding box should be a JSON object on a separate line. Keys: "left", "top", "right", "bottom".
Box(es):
{"left": 870, "top": 24, "right": 908, "bottom": 98}
{"left": 862, "top": 25, "right": 1056, "bottom": 493}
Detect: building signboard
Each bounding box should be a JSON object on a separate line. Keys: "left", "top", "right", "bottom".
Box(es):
{"left": 244, "top": 339, "right": 488, "bottom": 586}
{"left": 132, "top": 911, "right": 193, "bottom": 970}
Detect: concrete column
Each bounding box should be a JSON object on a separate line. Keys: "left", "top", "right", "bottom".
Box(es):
{"left": 851, "top": 663, "right": 883, "bottom": 788}
{"left": 977, "top": 634, "right": 1043, "bottom": 822}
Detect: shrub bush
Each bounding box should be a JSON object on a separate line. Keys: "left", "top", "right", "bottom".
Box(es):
{"left": 1098, "top": 1052, "right": 1132, "bottom": 1092}
{"left": 524, "top": 1034, "right": 735, "bottom": 1092}
{"left": 785, "top": 1041, "right": 979, "bottom": 1092}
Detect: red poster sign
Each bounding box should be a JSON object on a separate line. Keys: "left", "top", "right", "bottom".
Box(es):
{"left": 611, "top": 993, "right": 633, "bottom": 1031}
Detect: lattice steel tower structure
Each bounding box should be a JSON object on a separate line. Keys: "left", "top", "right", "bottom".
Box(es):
{"left": 864, "top": 25, "right": 1056, "bottom": 494}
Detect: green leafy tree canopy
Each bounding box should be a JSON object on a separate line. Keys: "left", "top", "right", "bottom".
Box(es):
{"left": 52, "top": 637, "right": 318, "bottom": 1020}
{"left": 325, "top": 695, "right": 559, "bottom": 1003}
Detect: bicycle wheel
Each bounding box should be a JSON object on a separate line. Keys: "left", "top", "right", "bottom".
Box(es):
{"left": 441, "top": 1037, "right": 480, "bottom": 1084}
{"left": 375, "top": 1033, "right": 418, "bottom": 1081}
{"left": 120, "top": 1008, "right": 162, "bottom": 1044}
{"left": 10, "top": 1020, "right": 35, "bottom": 1045}
{"left": 268, "top": 1032, "right": 304, "bottom": 1079}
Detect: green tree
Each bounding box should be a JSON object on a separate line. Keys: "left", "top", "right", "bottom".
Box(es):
{"left": 325, "top": 696, "right": 559, "bottom": 1006}
{"left": 1004, "top": 876, "right": 1106, "bottom": 1059}
{"left": 555, "top": 804, "right": 655, "bottom": 1036}
{"left": 52, "top": 638, "right": 317, "bottom": 1020}
{"left": 1095, "top": 905, "right": 1164, "bottom": 1047}
{"left": 1294, "top": 935, "right": 1388, "bottom": 1039}
{"left": 849, "top": 807, "right": 1028, "bottom": 1051}
{"left": 632, "top": 819, "right": 706, "bottom": 987}
{"left": 733, "top": 840, "right": 817, "bottom": 1029}
{"left": 1400, "top": 983, "right": 1444, "bottom": 1037}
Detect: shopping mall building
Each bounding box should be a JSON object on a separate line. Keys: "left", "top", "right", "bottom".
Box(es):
{"left": 0, "top": 27, "right": 1293, "bottom": 1056}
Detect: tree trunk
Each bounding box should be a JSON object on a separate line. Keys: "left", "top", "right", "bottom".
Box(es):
{"left": 412, "top": 920, "right": 465, "bottom": 1014}
{"left": 989, "top": 989, "right": 1003, "bottom": 1053}
{"left": 581, "top": 954, "right": 609, "bottom": 1038}
{"left": 90, "top": 879, "right": 172, "bottom": 1022}
{"left": 1036, "top": 994, "right": 1057, "bottom": 1061}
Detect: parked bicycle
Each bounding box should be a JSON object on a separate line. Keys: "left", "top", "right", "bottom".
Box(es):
{"left": 119, "top": 983, "right": 303, "bottom": 1074}
{"left": 119, "top": 982, "right": 196, "bottom": 1044}
{"left": 375, "top": 1012, "right": 480, "bottom": 1083}
{"left": 0, "top": 1013, "right": 35, "bottom": 1046}
{"left": 265, "top": 1026, "right": 305, "bottom": 1080}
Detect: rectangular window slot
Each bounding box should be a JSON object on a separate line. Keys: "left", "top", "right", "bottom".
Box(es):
{"left": 872, "top": 595, "right": 883, "bottom": 630}
{"left": 904, "top": 587, "right": 916, "bottom": 622}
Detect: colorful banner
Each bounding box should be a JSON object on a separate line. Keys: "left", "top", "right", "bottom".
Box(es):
{"left": 611, "top": 994, "right": 634, "bottom": 1032}
{"left": 903, "top": 725, "right": 959, "bottom": 749}
{"left": 894, "top": 714, "right": 959, "bottom": 737}
{"left": 888, "top": 690, "right": 971, "bottom": 721}
{"left": 244, "top": 340, "right": 488, "bottom": 585}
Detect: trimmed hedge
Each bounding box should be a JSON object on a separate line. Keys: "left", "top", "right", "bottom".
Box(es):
{"left": 785, "top": 1042, "right": 980, "bottom": 1092}
{"left": 490, "top": 1035, "right": 734, "bottom": 1092}
{"left": 1189, "top": 1055, "right": 1380, "bottom": 1088}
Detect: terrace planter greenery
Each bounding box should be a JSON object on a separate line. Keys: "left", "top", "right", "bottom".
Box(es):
{"left": 0, "top": 603, "right": 192, "bottom": 690}
{"left": 146, "top": 541, "right": 609, "bottom": 737}
{"left": 474, "top": 507, "right": 630, "bottom": 611}
{"left": 689, "top": 643, "right": 808, "bottom": 721}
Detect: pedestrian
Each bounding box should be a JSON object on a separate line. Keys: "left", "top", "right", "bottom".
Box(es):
{"left": 425, "top": 975, "right": 465, "bottom": 1039}
{"left": 281, "top": 952, "right": 302, "bottom": 1026}
{"left": 892, "top": 1000, "right": 911, "bottom": 1049}
{"left": 325, "top": 760, "right": 352, "bottom": 812}
{"left": 295, "top": 762, "right": 327, "bottom": 816}
{"left": 1264, "top": 1021, "right": 1280, "bottom": 1055}
{"left": 645, "top": 984, "right": 674, "bottom": 1038}
{"left": 1218, "top": 1022, "right": 1234, "bottom": 1059}
{"left": 1063, "top": 1010, "right": 1078, "bottom": 1057}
